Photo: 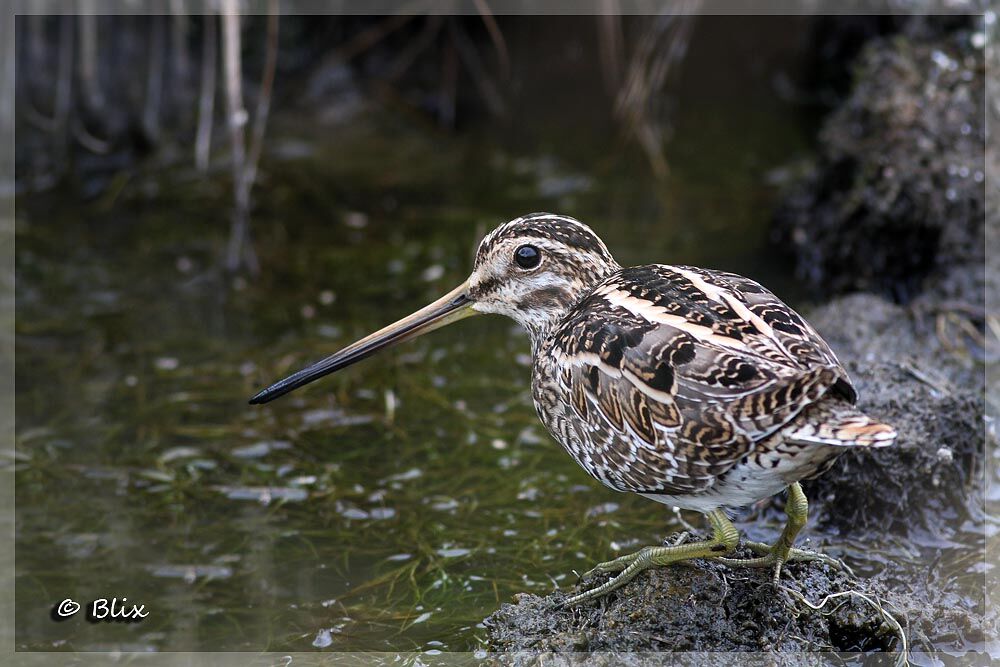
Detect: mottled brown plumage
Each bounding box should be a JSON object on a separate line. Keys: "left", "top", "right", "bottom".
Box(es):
{"left": 529, "top": 261, "right": 892, "bottom": 511}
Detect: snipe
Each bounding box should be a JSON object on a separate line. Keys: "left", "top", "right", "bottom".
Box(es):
{"left": 250, "top": 213, "right": 895, "bottom": 605}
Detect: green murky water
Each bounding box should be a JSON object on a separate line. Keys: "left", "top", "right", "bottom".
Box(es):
{"left": 14, "top": 17, "right": 982, "bottom": 654}
{"left": 14, "top": 106, "right": 809, "bottom": 652}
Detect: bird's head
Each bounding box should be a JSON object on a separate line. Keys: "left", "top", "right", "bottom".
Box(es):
{"left": 467, "top": 213, "right": 619, "bottom": 337}
{"left": 249, "top": 213, "right": 619, "bottom": 404}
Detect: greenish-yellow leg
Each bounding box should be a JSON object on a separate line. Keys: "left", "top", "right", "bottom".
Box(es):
{"left": 562, "top": 508, "right": 739, "bottom": 607}
{"left": 564, "top": 483, "right": 849, "bottom": 606}
{"left": 716, "top": 482, "right": 846, "bottom": 581}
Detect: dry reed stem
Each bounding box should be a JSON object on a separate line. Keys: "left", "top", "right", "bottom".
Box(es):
{"left": 447, "top": 18, "right": 506, "bottom": 118}
{"left": 597, "top": 1, "right": 624, "bottom": 93}
{"left": 330, "top": 8, "right": 419, "bottom": 64}
{"left": 21, "top": 16, "right": 59, "bottom": 133}
{"left": 615, "top": 4, "right": 698, "bottom": 178}
{"left": 195, "top": 13, "right": 217, "bottom": 172}
{"left": 169, "top": 0, "right": 190, "bottom": 86}
{"left": 221, "top": 0, "right": 252, "bottom": 272}
{"left": 143, "top": 14, "right": 165, "bottom": 144}
{"left": 243, "top": 0, "right": 279, "bottom": 197}
{"left": 222, "top": 0, "right": 277, "bottom": 274}
{"left": 384, "top": 14, "right": 444, "bottom": 83}
{"left": 73, "top": 10, "right": 111, "bottom": 154}
{"left": 52, "top": 16, "right": 73, "bottom": 162}
{"left": 77, "top": 9, "right": 104, "bottom": 115}
{"left": 473, "top": 0, "right": 510, "bottom": 82}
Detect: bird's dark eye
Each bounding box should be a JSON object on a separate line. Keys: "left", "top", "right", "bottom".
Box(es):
{"left": 514, "top": 245, "right": 541, "bottom": 269}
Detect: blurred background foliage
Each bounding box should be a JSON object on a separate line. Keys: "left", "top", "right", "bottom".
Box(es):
{"left": 15, "top": 4, "right": 956, "bottom": 271}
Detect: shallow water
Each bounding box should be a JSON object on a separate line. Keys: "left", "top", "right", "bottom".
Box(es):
{"left": 13, "top": 16, "right": 984, "bottom": 654}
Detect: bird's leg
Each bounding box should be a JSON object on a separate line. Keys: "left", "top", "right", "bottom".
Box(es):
{"left": 716, "top": 482, "right": 848, "bottom": 580}
{"left": 562, "top": 508, "right": 739, "bottom": 607}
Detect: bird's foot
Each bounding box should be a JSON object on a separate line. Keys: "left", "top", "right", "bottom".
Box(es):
{"left": 562, "top": 543, "right": 717, "bottom": 607}
{"left": 714, "top": 482, "right": 852, "bottom": 583}
{"left": 561, "top": 510, "right": 739, "bottom": 607}
{"left": 716, "top": 540, "right": 853, "bottom": 582}
{"left": 561, "top": 484, "right": 847, "bottom": 606}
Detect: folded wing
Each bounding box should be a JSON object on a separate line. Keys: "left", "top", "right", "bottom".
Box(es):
{"left": 548, "top": 264, "right": 855, "bottom": 495}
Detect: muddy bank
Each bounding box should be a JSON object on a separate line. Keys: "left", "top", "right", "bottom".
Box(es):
{"left": 804, "top": 288, "right": 985, "bottom": 538}
{"left": 483, "top": 22, "right": 990, "bottom": 658}
{"left": 770, "top": 18, "right": 991, "bottom": 654}
{"left": 798, "top": 286, "right": 987, "bottom": 654}
{"left": 485, "top": 546, "right": 901, "bottom": 658}
{"left": 772, "top": 28, "right": 985, "bottom": 302}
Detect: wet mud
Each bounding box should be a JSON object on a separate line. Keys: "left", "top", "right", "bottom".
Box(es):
{"left": 772, "top": 28, "right": 985, "bottom": 302}
{"left": 485, "top": 546, "right": 901, "bottom": 658}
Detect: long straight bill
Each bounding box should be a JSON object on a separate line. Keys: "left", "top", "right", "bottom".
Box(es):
{"left": 249, "top": 282, "right": 477, "bottom": 404}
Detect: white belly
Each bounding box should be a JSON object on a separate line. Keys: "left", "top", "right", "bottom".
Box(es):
{"left": 641, "top": 442, "right": 843, "bottom": 512}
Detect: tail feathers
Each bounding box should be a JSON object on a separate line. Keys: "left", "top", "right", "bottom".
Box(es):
{"left": 785, "top": 402, "right": 897, "bottom": 448}
{"left": 830, "top": 418, "right": 897, "bottom": 447}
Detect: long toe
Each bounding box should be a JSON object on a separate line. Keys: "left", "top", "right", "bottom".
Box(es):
{"left": 750, "top": 540, "right": 849, "bottom": 567}
{"left": 787, "top": 547, "right": 854, "bottom": 576}
{"left": 722, "top": 542, "right": 853, "bottom": 578}
{"left": 564, "top": 557, "right": 650, "bottom": 607}
{"left": 579, "top": 547, "right": 650, "bottom": 579}
{"left": 564, "top": 510, "right": 741, "bottom": 606}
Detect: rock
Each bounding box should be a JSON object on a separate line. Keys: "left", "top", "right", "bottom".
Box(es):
{"left": 772, "top": 28, "right": 986, "bottom": 302}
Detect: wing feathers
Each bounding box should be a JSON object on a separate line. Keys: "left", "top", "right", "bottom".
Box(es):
{"left": 541, "top": 264, "right": 861, "bottom": 495}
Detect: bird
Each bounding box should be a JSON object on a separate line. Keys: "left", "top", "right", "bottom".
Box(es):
{"left": 249, "top": 212, "right": 896, "bottom": 606}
